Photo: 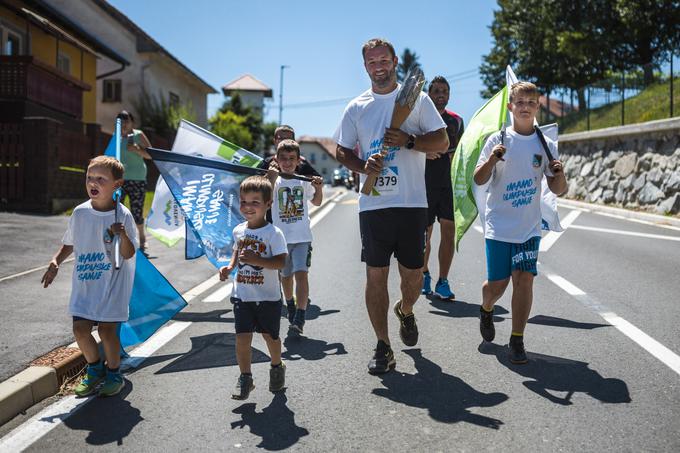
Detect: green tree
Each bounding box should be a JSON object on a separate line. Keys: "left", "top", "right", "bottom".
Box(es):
{"left": 208, "top": 110, "right": 254, "bottom": 150}
{"left": 213, "top": 93, "right": 269, "bottom": 152}
{"left": 397, "top": 48, "right": 422, "bottom": 82}
{"left": 133, "top": 91, "right": 197, "bottom": 138}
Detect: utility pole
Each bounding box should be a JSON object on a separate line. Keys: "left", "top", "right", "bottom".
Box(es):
{"left": 279, "top": 65, "right": 289, "bottom": 125}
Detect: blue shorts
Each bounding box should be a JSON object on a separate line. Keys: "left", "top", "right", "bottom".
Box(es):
{"left": 281, "top": 242, "right": 311, "bottom": 277}
{"left": 485, "top": 236, "right": 541, "bottom": 281}
{"left": 232, "top": 298, "right": 282, "bottom": 339}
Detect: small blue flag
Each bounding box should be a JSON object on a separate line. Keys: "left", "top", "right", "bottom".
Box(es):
{"left": 119, "top": 251, "right": 187, "bottom": 348}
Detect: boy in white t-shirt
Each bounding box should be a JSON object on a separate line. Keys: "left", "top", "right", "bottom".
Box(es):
{"left": 473, "top": 81, "right": 567, "bottom": 364}
{"left": 267, "top": 139, "right": 323, "bottom": 336}
{"left": 219, "top": 176, "right": 288, "bottom": 400}
{"left": 41, "top": 156, "right": 138, "bottom": 397}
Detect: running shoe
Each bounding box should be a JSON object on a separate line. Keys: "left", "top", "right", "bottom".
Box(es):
{"left": 434, "top": 278, "right": 455, "bottom": 300}
{"left": 367, "top": 340, "right": 396, "bottom": 375}
{"left": 393, "top": 300, "right": 418, "bottom": 347}
{"left": 98, "top": 371, "right": 125, "bottom": 397}
{"left": 269, "top": 362, "right": 286, "bottom": 392}
{"left": 289, "top": 310, "right": 305, "bottom": 335}
{"left": 421, "top": 271, "right": 433, "bottom": 295}
{"left": 232, "top": 374, "right": 255, "bottom": 400}
{"left": 509, "top": 336, "right": 528, "bottom": 364}
{"left": 479, "top": 306, "right": 495, "bottom": 342}
{"left": 74, "top": 364, "right": 105, "bottom": 397}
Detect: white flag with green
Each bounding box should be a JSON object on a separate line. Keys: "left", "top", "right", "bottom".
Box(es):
{"left": 146, "top": 120, "right": 262, "bottom": 247}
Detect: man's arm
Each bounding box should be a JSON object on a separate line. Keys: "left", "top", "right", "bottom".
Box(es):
{"left": 383, "top": 127, "right": 449, "bottom": 154}
{"left": 336, "top": 145, "right": 384, "bottom": 176}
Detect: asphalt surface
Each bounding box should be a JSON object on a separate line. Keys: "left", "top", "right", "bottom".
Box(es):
{"left": 1, "top": 189, "right": 679, "bottom": 451}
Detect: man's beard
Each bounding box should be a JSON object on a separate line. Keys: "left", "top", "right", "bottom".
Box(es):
{"left": 371, "top": 68, "right": 396, "bottom": 89}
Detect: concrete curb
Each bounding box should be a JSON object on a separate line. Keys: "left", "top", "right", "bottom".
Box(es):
{"left": 0, "top": 187, "right": 347, "bottom": 427}
{"left": 558, "top": 198, "right": 680, "bottom": 228}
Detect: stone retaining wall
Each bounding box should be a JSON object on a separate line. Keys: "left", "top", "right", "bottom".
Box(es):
{"left": 559, "top": 118, "right": 680, "bottom": 216}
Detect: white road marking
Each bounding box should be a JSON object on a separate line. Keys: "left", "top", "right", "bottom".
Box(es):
{"left": 569, "top": 225, "right": 680, "bottom": 241}
{"left": 182, "top": 274, "right": 221, "bottom": 302}
{"left": 0, "top": 258, "right": 75, "bottom": 284}
{"left": 121, "top": 321, "right": 191, "bottom": 369}
{"left": 539, "top": 210, "right": 582, "bottom": 251}
{"left": 310, "top": 192, "right": 346, "bottom": 228}
{"left": 590, "top": 210, "right": 680, "bottom": 232}
{"left": 543, "top": 269, "right": 680, "bottom": 377}
{"left": 203, "top": 283, "right": 232, "bottom": 303}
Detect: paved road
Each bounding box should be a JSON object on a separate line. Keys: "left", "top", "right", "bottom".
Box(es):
{"left": 1, "top": 190, "right": 679, "bottom": 451}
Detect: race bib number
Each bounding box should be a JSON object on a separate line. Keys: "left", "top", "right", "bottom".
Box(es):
{"left": 374, "top": 166, "right": 399, "bottom": 196}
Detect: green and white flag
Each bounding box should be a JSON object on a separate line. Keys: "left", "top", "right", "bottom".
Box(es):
{"left": 146, "top": 120, "right": 262, "bottom": 247}
{"left": 451, "top": 86, "right": 508, "bottom": 250}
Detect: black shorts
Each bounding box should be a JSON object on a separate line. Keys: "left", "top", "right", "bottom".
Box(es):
{"left": 359, "top": 207, "right": 428, "bottom": 269}
{"left": 426, "top": 186, "right": 454, "bottom": 226}
{"left": 232, "top": 298, "right": 282, "bottom": 339}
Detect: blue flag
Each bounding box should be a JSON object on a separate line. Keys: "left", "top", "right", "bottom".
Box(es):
{"left": 185, "top": 223, "right": 205, "bottom": 260}
{"left": 147, "top": 148, "right": 263, "bottom": 269}
{"left": 119, "top": 251, "right": 187, "bottom": 348}
{"left": 103, "top": 136, "right": 116, "bottom": 157}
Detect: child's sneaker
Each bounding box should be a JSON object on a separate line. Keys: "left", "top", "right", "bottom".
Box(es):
{"left": 289, "top": 310, "right": 305, "bottom": 335}
{"left": 74, "top": 363, "right": 105, "bottom": 397}
{"left": 508, "top": 335, "right": 528, "bottom": 364}
{"left": 232, "top": 373, "right": 255, "bottom": 400}
{"left": 269, "top": 362, "right": 286, "bottom": 392}
{"left": 434, "top": 278, "right": 455, "bottom": 300}
{"left": 479, "top": 306, "right": 495, "bottom": 342}
{"left": 421, "top": 271, "right": 433, "bottom": 295}
{"left": 98, "top": 370, "right": 125, "bottom": 397}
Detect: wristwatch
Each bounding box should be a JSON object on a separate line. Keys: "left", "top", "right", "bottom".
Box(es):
{"left": 405, "top": 134, "right": 416, "bottom": 149}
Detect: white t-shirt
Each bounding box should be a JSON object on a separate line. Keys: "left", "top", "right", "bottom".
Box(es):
{"left": 271, "top": 177, "right": 314, "bottom": 244}
{"left": 334, "top": 85, "right": 446, "bottom": 212}
{"left": 476, "top": 128, "right": 558, "bottom": 243}
{"left": 231, "top": 222, "right": 287, "bottom": 302}
{"left": 63, "top": 200, "right": 139, "bottom": 322}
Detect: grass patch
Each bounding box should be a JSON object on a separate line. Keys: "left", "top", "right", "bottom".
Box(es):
{"left": 561, "top": 80, "right": 680, "bottom": 134}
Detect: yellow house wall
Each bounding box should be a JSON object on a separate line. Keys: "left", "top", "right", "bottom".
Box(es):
{"left": 0, "top": 4, "right": 97, "bottom": 122}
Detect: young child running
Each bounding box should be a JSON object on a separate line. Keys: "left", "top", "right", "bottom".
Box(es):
{"left": 473, "top": 81, "right": 567, "bottom": 364}
{"left": 41, "top": 156, "right": 138, "bottom": 397}
{"left": 219, "top": 176, "right": 288, "bottom": 400}
{"left": 267, "top": 139, "right": 323, "bottom": 336}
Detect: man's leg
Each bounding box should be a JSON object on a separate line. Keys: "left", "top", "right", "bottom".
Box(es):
{"left": 398, "top": 264, "right": 422, "bottom": 315}
{"left": 366, "top": 265, "right": 390, "bottom": 344}
{"left": 423, "top": 225, "right": 433, "bottom": 274}
{"left": 437, "top": 219, "right": 455, "bottom": 280}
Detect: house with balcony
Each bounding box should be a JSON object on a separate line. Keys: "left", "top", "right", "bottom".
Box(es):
{"left": 0, "top": 0, "right": 129, "bottom": 213}
{"left": 43, "top": 0, "right": 218, "bottom": 133}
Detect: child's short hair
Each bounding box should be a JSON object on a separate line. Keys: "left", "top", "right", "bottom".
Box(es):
{"left": 274, "top": 125, "right": 295, "bottom": 140}
{"left": 509, "top": 82, "right": 539, "bottom": 102}
{"left": 88, "top": 155, "right": 124, "bottom": 180}
{"left": 240, "top": 175, "right": 273, "bottom": 203}
{"left": 276, "top": 139, "right": 300, "bottom": 158}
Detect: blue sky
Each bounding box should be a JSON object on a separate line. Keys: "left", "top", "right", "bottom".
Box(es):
{"left": 109, "top": 0, "right": 499, "bottom": 137}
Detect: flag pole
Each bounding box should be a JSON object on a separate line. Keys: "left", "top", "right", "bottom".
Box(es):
{"left": 113, "top": 118, "right": 122, "bottom": 270}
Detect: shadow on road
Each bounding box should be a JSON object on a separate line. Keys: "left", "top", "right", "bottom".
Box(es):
{"left": 282, "top": 335, "right": 347, "bottom": 362}
{"left": 231, "top": 393, "right": 309, "bottom": 450}
{"left": 173, "top": 309, "right": 234, "bottom": 324}
{"left": 527, "top": 314, "right": 609, "bottom": 330}
{"left": 60, "top": 380, "right": 143, "bottom": 446}
{"left": 304, "top": 303, "right": 340, "bottom": 321}
{"left": 428, "top": 297, "right": 509, "bottom": 322}
{"left": 478, "top": 342, "right": 631, "bottom": 405}
{"left": 151, "top": 333, "right": 269, "bottom": 374}
{"left": 372, "top": 349, "right": 508, "bottom": 429}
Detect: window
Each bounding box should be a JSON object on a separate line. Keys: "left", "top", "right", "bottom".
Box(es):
{"left": 57, "top": 51, "right": 70, "bottom": 74}
{"left": 102, "top": 79, "right": 122, "bottom": 102}
{"left": 169, "top": 92, "right": 180, "bottom": 108}
{"left": 322, "top": 153, "right": 328, "bottom": 160}
{"left": 309, "top": 153, "right": 316, "bottom": 165}
{"left": 0, "top": 24, "right": 24, "bottom": 56}
{"left": 322, "top": 168, "right": 328, "bottom": 175}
